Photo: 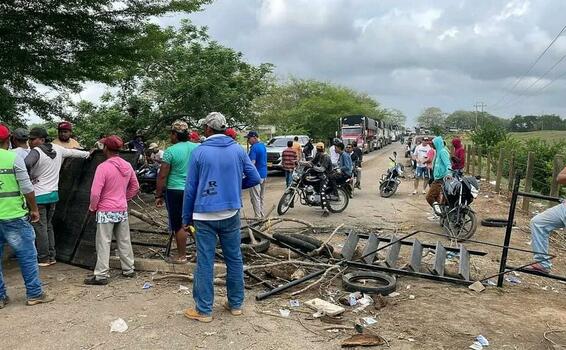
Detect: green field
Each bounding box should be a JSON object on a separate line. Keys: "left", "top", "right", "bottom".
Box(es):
{"left": 509, "top": 130, "right": 566, "bottom": 143}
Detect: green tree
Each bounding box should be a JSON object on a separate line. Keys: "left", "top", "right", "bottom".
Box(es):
{"left": 383, "top": 108, "right": 407, "bottom": 126}
{"left": 0, "top": 0, "right": 210, "bottom": 122}
{"left": 470, "top": 119, "right": 508, "bottom": 152}
{"left": 417, "top": 107, "right": 446, "bottom": 129}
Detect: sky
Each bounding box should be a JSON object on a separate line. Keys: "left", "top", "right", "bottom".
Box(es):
{"left": 80, "top": 0, "right": 566, "bottom": 126}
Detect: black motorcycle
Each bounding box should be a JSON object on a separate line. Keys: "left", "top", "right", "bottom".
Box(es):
{"left": 437, "top": 175, "right": 480, "bottom": 240}
{"left": 136, "top": 163, "right": 159, "bottom": 194}
{"left": 379, "top": 152, "right": 404, "bottom": 198}
{"left": 277, "top": 163, "right": 350, "bottom": 215}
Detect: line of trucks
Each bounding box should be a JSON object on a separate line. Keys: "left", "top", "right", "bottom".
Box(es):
{"left": 266, "top": 115, "right": 403, "bottom": 171}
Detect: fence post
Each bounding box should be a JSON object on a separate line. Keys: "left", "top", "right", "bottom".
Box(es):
{"left": 495, "top": 148, "right": 504, "bottom": 192}
{"left": 549, "top": 155, "right": 564, "bottom": 208}
{"left": 465, "top": 145, "right": 471, "bottom": 174}
{"left": 486, "top": 152, "right": 491, "bottom": 182}
{"left": 470, "top": 146, "right": 476, "bottom": 175}
{"left": 477, "top": 146, "right": 482, "bottom": 178}
{"left": 507, "top": 153, "right": 515, "bottom": 193}
{"left": 522, "top": 152, "right": 535, "bottom": 212}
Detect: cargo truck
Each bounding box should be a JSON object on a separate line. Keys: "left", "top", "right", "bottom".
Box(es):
{"left": 339, "top": 115, "right": 378, "bottom": 153}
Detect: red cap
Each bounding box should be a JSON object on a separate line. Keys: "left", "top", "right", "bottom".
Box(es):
{"left": 0, "top": 124, "right": 10, "bottom": 140}
{"left": 58, "top": 121, "right": 73, "bottom": 131}
{"left": 189, "top": 131, "right": 200, "bottom": 142}
{"left": 225, "top": 128, "right": 237, "bottom": 139}
{"left": 101, "top": 135, "right": 124, "bottom": 151}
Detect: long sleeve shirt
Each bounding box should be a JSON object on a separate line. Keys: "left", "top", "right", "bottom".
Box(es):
{"left": 89, "top": 156, "right": 139, "bottom": 212}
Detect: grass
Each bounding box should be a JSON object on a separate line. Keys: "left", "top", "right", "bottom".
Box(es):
{"left": 509, "top": 130, "right": 566, "bottom": 143}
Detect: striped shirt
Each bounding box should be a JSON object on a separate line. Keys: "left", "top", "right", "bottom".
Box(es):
{"left": 282, "top": 148, "right": 297, "bottom": 171}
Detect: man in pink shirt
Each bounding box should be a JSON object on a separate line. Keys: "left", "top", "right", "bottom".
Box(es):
{"left": 84, "top": 136, "right": 140, "bottom": 285}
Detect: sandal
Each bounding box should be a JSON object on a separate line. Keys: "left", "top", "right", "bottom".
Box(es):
{"left": 165, "top": 256, "right": 188, "bottom": 265}
{"left": 523, "top": 263, "right": 549, "bottom": 274}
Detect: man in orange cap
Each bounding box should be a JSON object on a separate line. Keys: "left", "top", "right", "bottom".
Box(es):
{"left": 52, "top": 121, "right": 82, "bottom": 149}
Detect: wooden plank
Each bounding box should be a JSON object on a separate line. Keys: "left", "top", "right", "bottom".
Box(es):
{"left": 458, "top": 245, "right": 470, "bottom": 281}
{"left": 408, "top": 239, "right": 423, "bottom": 272}
{"left": 109, "top": 257, "right": 227, "bottom": 275}
{"left": 385, "top": 236, "right": 401, "bottom": 268}
{"left": 522, "top": 152, "right": 535, "bottom": 212}
{"left": 431, "top": 242, "right": 446, "bottom": 276}
{"left": 340, "top": 232, "right": 359, "bottom": 260}
{"left": 495, "top": 148, "right": 504, "bottom": 192}
{"left": 362, "top": 233, "right": 380, "bottom": 264}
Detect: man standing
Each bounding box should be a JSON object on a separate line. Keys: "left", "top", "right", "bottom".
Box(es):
{"left": 282, "top": 140, "right": 298, "bottom": 187}
{"left": 84, "top": 136, "right": 139, "bottom": 285}
{"left": 0, "top": 124, "right": 54, "bottom": 307}
{"left": 451, "top": 138, "right": 465, "bottom": 176}
{"left": 52, "top": 121, "right": 82, "bottom": 149}
{"left": 10, "top": 128, "right": 30, "bottom": 160}
{"left": 182, "top": 112, "right": 260, "bottom": 322}
{"left": 426, "top": 136, "right": 452, "bottom": 212}
{"left": 412, "top": 137, "right": 432, "bottom": 195}
{"left": 148, "top": 143, "right": 164, "bottom": 165}
{"left": 155, "top": 121, "right": 198, "bottom": 264}
{"left": 311, "top": 143, "right": 333, "bottom": 216}
{"left": 25, "top": 127, "right": 90, "bottom": 266}
{"left": 292, "top": 136, "right": 302, "bottom": 160}
{"left": 528, "top": 166, "right": 566, "bottom": 274}
{"left": 245, "top": 131, "right": 267, "bottom": 218}
{"left": 351, "top": 141, "right": 363, "bottom": 189}
{"left": 329, "top": 138, "right": 340, "bottom": 166}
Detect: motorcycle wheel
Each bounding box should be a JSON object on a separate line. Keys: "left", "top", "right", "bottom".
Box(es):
{"left": 277, "top": 190, "right": 295, "bottom": 216}
{"left": 443, "top": 209, "right": 477, "bottom": 241}
{"left": 327, "top": 188, "right": 349, "bottom": 213}
{"left": 379, "top": 180, "right": 398, "bottom": 198}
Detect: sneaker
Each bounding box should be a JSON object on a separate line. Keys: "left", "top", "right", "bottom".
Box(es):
{"left": 223, "top": 302, "right": 243, "bottom": 316}
{"left": 184, "top": 308, "right": 212, "bottom": 323}
{"left": 38, "top": 258, "right": 51, "bottom": 267}
{"left": 122, "top": 271, "right": 136, "bottom": 278}
{"left": 48, "top": 258, "right": 57, "bottom": 266}
{"left": 83, "top": 276, "right": 109, "bottom": 285}
{"left": 0, "top": 296, "right": 9, "bottom": 309}
{"left": 26, "top": 292, "right": 55, "bottom": 306}
{"left": 412, "top": 190, "right": 417, "bottom": 195}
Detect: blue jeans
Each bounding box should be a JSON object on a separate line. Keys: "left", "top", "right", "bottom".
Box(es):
{"left": 193, "top": 212, "right": 243, "bottom": 316}
{"left": 530, "top": 204, "right": 566, "bottom": 270}
{"left": 284, "top": 170, "right": 293, "bottom": 187}
{"left": 0, "top": 217, "right": 43, "bottom": 300}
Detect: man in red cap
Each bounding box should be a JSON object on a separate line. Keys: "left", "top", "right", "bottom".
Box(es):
{"left": 84, "top": 136, "right": 140, "bottom": 285}
{"left": 0, "top": 124, "right": 54, "bottom": 307}
{"left": 52, "top": 121, "right": 82, "bottom": 149}
{"left": 225, "top": 128, "right": 237, "bottom": 140}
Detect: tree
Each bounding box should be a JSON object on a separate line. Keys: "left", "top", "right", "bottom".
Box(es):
{"left": 470, "top": 119, "right": 508, "bottom": 151}
{"left": 445, "top": 110, "right": 476, "bottom": 130}
{"left": 0, "top": 0, "right": 210, "bottom": 122}
{"left": 383, "top": 108, "right": 407, "bottom": 126}
{"left": 254, "top": 79, "right": 386, "bottom": 140}
{"left": 417, "top": 107, "right": 445, "bottom": 129}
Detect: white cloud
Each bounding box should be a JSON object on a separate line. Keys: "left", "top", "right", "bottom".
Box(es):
{"left": 496, "top": 0, "right": 530, "bottom": 21}
{"left": 410, "top": 8, "right": 443, "bottom": 31}
{"left": 438, "top": 27, "right": 459, "bottom": 40}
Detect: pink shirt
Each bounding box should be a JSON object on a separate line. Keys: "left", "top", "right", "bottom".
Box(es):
{"left": 426, "top": 148, "right": 436, "bottom": 170}
{"left": 89, "top": 156, "right": 140, "bottom": 212}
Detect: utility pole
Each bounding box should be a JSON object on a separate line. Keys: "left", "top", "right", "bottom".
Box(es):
{"left": 474, "top": 102, "right": 487, "bottom": 129}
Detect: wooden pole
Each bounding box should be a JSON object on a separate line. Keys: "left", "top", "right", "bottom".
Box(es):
{"left": 465, "top": 145, "right": 471, "bottom": 174}
{"left": 495, "top": 148, "right": 504, "bottom": 192}
{"left": 477, "top": 146, "right": 482, "bottom": 178}
{"left": 549, "top": 155, "right": 564, "bottom": 208}
{"left": 522, "top": 152, "right": 535, "bottom": 212}
{"left": 507, "top": 153, "right": 515, "bottom": 193}
{"left": 470, "top": 146, "right": 476, "bottom": 175}
{"left": 486, "top": 152, "right": 491, "bottom": 182}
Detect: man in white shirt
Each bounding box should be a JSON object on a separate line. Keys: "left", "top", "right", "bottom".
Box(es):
{"left": 329, "top": 138, "right": 341, "bottom": 166}
{"left": 148, "top": 143, "right": 164, "bottom": 164}
{"left": 412, "top": 137, "right": 432, "bottom": 195}
{"left": 11, "top": 128, "right": 31, "bottom": 159}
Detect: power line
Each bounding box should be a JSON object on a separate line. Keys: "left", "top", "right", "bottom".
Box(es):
{"left": 491, "top": 23, "right": 566, "bottom": 109}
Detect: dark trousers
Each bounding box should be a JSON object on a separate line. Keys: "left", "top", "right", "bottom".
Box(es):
{"left": 33, "top": 203, "right": 57, "bottom": 261}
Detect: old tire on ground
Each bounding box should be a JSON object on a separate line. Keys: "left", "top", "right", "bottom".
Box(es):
{"left": 481, "top": 218, "right": 516, "bottom": 228}
{"left": 240, "top": 230, "right": 270, "bottom": 253}
{"left": 342, "top": 271, "right": 397, "bottom": 295}
{"left": 272, "top": 233, "right": 334, "bottom": 255}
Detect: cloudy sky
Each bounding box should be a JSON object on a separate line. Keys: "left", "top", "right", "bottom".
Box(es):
{"left": 82, "top": 0, "right": 566, "bottom": 125}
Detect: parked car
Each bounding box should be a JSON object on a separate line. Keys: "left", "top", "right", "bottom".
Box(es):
{"left": 266, "top": 135, "right": 310, "bottom": 171}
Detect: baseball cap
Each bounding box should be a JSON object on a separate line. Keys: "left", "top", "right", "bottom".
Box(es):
{"left": 29, "top": 127, "right": 48, "bottom": 139}
{"left": 58, "top": 121, "right": 73, "bottom": 131}
{"left": 245, "top": 131, "right": 259, "bottom": 138}
{"left": 101, "top": 135, "right": 124, "bottom": 151}
{"left": 201, "top": 112, "right": 227, "bottom": 132}
{"left": 13, "top": 128, "right": 29, "bottom": 140}
{"left": 189, "top": 131, "right": 200, "bottom": 141}
{"left": 315, "top": 142, "right": 325, "bottom": 149}
{"left": 148, "top": 142, "right": 159, "bottom": 150}
{"left": 0, "top": 124, "right": 9, "bottom": 140}
{"left": 171, "top": 120, "right": 189, "bottom": 133}
{"left": 225, "top": 128, "right": 237, "bottom": 139}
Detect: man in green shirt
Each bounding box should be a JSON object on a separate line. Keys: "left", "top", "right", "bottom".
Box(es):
{"left": 155, "top": 121, "right": 198, "bottom": 263}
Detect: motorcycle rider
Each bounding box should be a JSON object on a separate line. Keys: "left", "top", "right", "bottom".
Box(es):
{"left": 349, "top": 141, "right": 363, "bottom": 189}
{"left": 310, "top": 142, "right": 333, "bottom": 216}
{"left": 329, "top": 138, "right": 341, "bottom": 167}
{"left": 329, "top": 142, "right": 353, "bottom": 200}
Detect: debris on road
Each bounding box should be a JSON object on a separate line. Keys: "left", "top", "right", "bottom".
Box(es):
{"left": 341, "top": 333, "right": 386, "bottom": 347}
{"left": 362, "top": 316, "right": 377, "bottom": 326}
{"left": 468, "top": 281, "right": 486, "bottom": 293}
{"left": 289, "top": 300, "right": 300, "bottom": 307}
{"left": 279, "top": 309, "right": 291, "bottom": 318}
{"left": 178, "top": 285, "right": 190, "bottom": 295}
{"left": 305, "top": 298, "right": 345, "bottom": 316}
{"left": 476, "top": 335, "right": 489, "bottom": 346}
{"left": 142, "top": 282, "right": 152, "bottom": 290}
{"left": 110, "top": 318, "right": 128, "bottom": 333}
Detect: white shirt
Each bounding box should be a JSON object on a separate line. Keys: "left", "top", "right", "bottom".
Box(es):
{"left": 413, "top": 144, "right": 431, "bottom": 167}
{"left": 150, "top": 150, "right": 164, "bottom": 163}
{"left": 330, "top": 146, "right": 339, "bottom": 165}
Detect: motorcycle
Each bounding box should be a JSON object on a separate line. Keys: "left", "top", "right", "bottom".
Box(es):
{"left": 379, "top": 152, "right": 404, "bottom": 198}
{"left": 277, "top": 162, "right": 350, "bottom": 215}
{"left": 136, "top": 163, "right": 159, "bottom": 194}
{"left": 437, "top": 174, "right": 480, "bottom": 240}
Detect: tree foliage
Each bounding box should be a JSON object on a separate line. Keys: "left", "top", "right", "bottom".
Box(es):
{"left": 0, "top": 0, "right": 210, "bottom": 122}
{"left": 470, "top": 119, "right": 508, "bottom": 152}
{"left": 509, "top": 114, "right": 566, "bottom": 132}
{"left": 383, "top": 108, "right": 407, "bottom": 127}
{"left": 417, "top": 107, "right": 445, "bottom": 129}
{"left": 254, "top": 78, "right": 387, "bottom": 140}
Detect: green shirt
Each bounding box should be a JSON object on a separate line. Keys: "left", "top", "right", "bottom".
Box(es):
{"left": 163, "top": 141, "right": 198, "bottom": 190}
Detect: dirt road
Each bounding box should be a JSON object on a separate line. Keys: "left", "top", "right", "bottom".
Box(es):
{"left": 2, "top": 141, "right": 566, "bottom": 349}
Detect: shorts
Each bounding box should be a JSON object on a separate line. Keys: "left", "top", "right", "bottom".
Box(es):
{"left": 165, "top": 189, "right": 184, "bottom": 232}
{"left": 415, "top": 166, "right": 430, "bottom": 179}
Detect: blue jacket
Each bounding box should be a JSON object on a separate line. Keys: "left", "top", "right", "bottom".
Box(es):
{"left": 432, "top": 136, "right": 452, "bottom": 180}
{"left": 182, "top": 135, "right": 261, "bottom": 224}
{"left": 338, "top": 152, "right": 353, "bottom": 176}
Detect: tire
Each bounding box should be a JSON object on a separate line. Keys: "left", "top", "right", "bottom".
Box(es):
{"left": 277, "top": 191, "right": 295, "bottom": 216}
{"left": 272, "top": 233, "right": 334, "bottom": 255}
{"left": 444, "top": 209, "right": 478, "bottom": 241}
{"left": 240, "top": 230, "right": 270, "bottom": 253}
{"left": 379, "top": 180, "right": 398, "bottom": 198}
{"left": 481, "top": 218, "right": 516, "bottom": 227}
{"left": 327, "top": 187, "right": 349, "bottom": 213}
{"left": 342, "top": 271, "right": 397, "bottom": 295}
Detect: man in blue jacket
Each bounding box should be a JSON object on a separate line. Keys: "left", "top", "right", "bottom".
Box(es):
{"left": 182, "top": 112, "right": 261, "bottom": 323}
{"left": 245, "top": 131, "right": 267, "bottom": 218}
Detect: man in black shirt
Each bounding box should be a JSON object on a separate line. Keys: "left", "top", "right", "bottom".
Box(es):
{"left": 310, "top": 142, "right": 332, "bottom": 216}
{"left": 303, "top": 139, "right": 314, "bottom": 161}
{"left": 349, "top": 142, "right": 363, "bottom": 189}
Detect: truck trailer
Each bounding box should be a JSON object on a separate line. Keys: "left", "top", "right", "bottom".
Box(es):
{"left": 339, "top": 115, "right": 378, "bottom": 153}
